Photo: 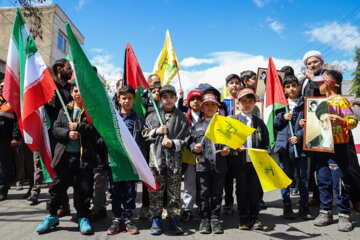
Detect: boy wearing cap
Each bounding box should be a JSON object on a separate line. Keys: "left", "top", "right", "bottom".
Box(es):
{"left": 228, "top": 88, "right": 269, "bottom": 230}
{"left": 190, "top": 93, "right": 230, "bottom": 234}
{"left": 181, "top": 89, "right": 203, "bottom": 222}
{"left": 274, "top": 75, "right": 313, "bottom": 220}
{"left": 310, "top": 70, "right": 358, "bottom": 232}
{"left": 143, "top": 85, "right": 191, "bottom": 235}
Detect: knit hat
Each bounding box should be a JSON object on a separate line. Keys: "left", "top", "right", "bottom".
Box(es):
{"left": 201, "top": 93, "right": 220, "bottom": 107}
{"left": 186, "top": 89, "right": 203, "bottom": 107}
{"left": 303, "top": 50, "right": 324, "bottom": 65}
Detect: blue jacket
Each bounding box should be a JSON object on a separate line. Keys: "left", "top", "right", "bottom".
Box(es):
{"left": 273, "top": 96, "right": 306, "bottom": 158}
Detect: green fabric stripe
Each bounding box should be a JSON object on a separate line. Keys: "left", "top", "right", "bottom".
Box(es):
{"left": 66, "top": 23, "right": 139, "bottom": 182}
{"left": 267, "top": 103, "right": 286, "bottom": 149}
{"left": 133, "top": 86, "right": 146, "bottom": 118}
{"left": 39, "top": 156, "right": 52, "bottom": 183}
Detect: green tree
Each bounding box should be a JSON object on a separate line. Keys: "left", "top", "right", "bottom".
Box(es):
{"left": 350, "top": 47, "right": 360, "bottom": 97}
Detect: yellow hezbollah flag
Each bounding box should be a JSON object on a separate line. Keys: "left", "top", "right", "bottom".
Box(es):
{"left": 248, "top": 148, "right": 292, "bottom": 192}
{"left": 153, "top": 30, "right": 179, "bottom": 86}
{"left": 221, "top": 86, "right": 230, "bottom": 101}
{"left": 205, "top": 113, "right": 255, "bottom": 150}
{"left": 182, "top": 147, "right": 196, "bottom": 165}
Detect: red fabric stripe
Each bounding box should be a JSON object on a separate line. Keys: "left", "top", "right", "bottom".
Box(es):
{"left": 125, "top": 43, "right": 150, "bottom": 89}
{"left": 265, "top": 57, "right": 288, "bottom": 108}
{"left": 3, "top": 66, "right": 21, "bottom": 116}
{"left": 22, "top": 69, "right": 57, "bottom": 121}
{"left": 355, "top": 144, "right": 360, "bottom": 154}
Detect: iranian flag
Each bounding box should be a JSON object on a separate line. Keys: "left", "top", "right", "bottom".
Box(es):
{"left": 3, "top": 8, "right": 56, "bottom": 181}
{"left": 123, "top": 42, "right": 150, "bottom": 117}
{"left": 66, "top": 23, "right": 158, "bottom": 191}
{"left": 264, "top": 57, "right": 288, "bottom": 149}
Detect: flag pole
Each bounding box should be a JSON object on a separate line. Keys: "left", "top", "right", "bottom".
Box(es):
{"left": 285, "top": 106, "right": 298, "bottom": 158}
{"left": 177, "top": 71, "right": 183, "bottom": 90}
{"left": 55, "top": 89, "right": 71, "bottom": 122}
{"left": 147, "top": 89, "right": 167, "bottom": 138}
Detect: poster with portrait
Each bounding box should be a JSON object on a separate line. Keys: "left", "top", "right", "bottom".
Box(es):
{"left": 255, "top": 68, "right": 286, "bottom": 97}
{"left": 303, "top": 97, "right": 334, "bottom": 153}
{"left": 254, "top": 100, "right": 264, "bottom": 119}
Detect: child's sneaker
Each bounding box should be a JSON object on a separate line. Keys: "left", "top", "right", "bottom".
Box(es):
{"left": 78, "top": 217, "right": 92, "bottom": 235}
{"left": 299, "top": 204, "right": 314, "bottom": 220}
{"left": 199, "top": 218, "right": 211, "bottom": 234}
{"left": 238, "top": 216, "right": 251, "bottom": 230}
{"left": 211, "top": 219, "right": 224, "bottom": 234}
{"left": 36, "top": 215, "right": 59, "bottom": 234}
{"left": 150, "top": 217, "right": 162, "bottom": 235}
{"left": 314, "top": 210, "right": 333, "bottom": 226}
{"left": 107, "top": 218, "right": 124, "bottom": 235}
{"left": 169, "top": 218, "right": 184, "bottom": 235}
{"left": 125, "top": 219, "right": 139, "bottom": 235}
{"left": 337, "top": 213, "right": 353, "bottom": 232}
{"left": 139, "top": 206, "right": 149, "bottom": 219}
{"left": 251, "top": 217, "right": 263, "bottom": 230}
{"left": 223, "top": 203, "right": 233, "bottom": 215}
{"left": 283, "top": 201, "right": 296, "bottom": 219}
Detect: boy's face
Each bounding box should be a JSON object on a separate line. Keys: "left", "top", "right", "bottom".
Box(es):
{"left": 189, "top": 96, "right": 201, "bottom": 112}
{"left": 161, "top": 92, "right": 177, "bottom": 111}
{"left": 226, "top": 78, "right": 242, "bottom": 98}
{"left": 237, "top": 96, "right": 256, "bottom": 114}
{"left": 283, "top": 82, "right": 300, "bottom": 99}
{"left": 119, "top": 92, "right": 135, "bottom": 112}
{"left": 244, "top": 75, "right": 257, "bottom": 89}
{"left": 71, "top": 86, "right": 82, "bottom": 105}
{"left": 151, "top": 88, "right": 160, "bottom": 102}
{"left": 319, "top": 81, "right": 327, "bottom": 95}
{"left": 201, "top": 101, "right": 219, "bottom": 118}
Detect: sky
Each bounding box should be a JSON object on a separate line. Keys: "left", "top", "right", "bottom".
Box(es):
{"left": 1, "top": 0, "right": 360, "bottom": 94}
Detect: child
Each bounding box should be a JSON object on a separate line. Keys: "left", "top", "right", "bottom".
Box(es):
{"left": 107, "top": 85, "right": 145, "bottom": 235}
{"left": 36, "top": 84, "right": 98, "bottom": 235}
{"left": 240, "top": 70, "right": 257, "bottom": 90}
{"left": 221, "top": 74, "right": 242, "bottom": 215}
{"left": 228, "top": 88, "right": 269, "bottom": 230}
{"left": 273, "top": 75, "right": 313, "bottom": 220}
{"left": 311, "top": 70, "right": 358, "bottom": 232}
{"left": 181, "top": 89, "right": 203, "bottom": 222}
{"left": 142, "top": 85, "right": 191, "bottom": 235}
{"left": 190, "top": 93, "right": 230, "bottom": 234}
{"left": 144, "top": 83, "right": 161, "bottom": 118}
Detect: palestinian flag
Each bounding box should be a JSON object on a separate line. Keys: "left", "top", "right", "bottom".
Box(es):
{"left": 123, "top": 43, "right": 150, "bottom": 117}
{"left": 3, "top": 8, "right": 56, "bottom": 182}
{"left": 264, "top": 57, "right": 288, "bottom": 149}
{"left": 66, "top": 23, "right": 158, "bottom": 191}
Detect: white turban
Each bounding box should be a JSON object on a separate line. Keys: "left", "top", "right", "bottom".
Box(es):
{"left": 302, "top": 50, "right": 324, "bottom": 65}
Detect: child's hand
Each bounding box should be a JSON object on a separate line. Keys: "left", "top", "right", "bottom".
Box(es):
{"left": 305, "top": 69, "right": 314, "bottom": 80}
{"left": 284, "top": 113, "right": 293, "bottom": 120}
{"left": 221, "top": 147, "right": 230, "bottom": 156}
{"left": 69, "top": 131, "right": 79, "bottom": 140}
{"left": 156, "top": 125, "right": 168, "bottom": 135}
{"left": 68, "top": 122, "right": 77, "bottom": 131}
{"left": 194, "top": 143, "right": 203, "bottom": 153}
{"left": 299, "top": 119, "right": 306, "bottom": 128}
{"left": 328, "top": 114, "right": 344, "bottom": 125}
{"left": 237, "top": 145, "right": 245, "bottom": 152}
{"left": 162, "top": 137, "right": 172, "bottom": 148}
{"left": 290, "top": 136, "right": 298, "bottom": 144}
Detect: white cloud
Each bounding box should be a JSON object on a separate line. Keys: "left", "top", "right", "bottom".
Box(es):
{"left": 90, "top": 48, "right": 104, "bottom": 53}
{"left": 267, "top": 17, "right": 285, "bottom": 35}
{"left": 180, "top": 57, "right": 214, "bottom": 67}
{"left": 76, "top": 0, "right": 87, "bottom": 11}
{"left": 32, "top": 0, "right": 53, "bottom": 6}
{"left": 305, "top": 22, "right": 360, "bottom": 52}
{"left": 252, "top": 0, "right": 272, "bottom": 8}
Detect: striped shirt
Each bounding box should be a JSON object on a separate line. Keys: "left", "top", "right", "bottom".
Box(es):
{"left": 327, "top": 95, "right": 358, "bottom": 144}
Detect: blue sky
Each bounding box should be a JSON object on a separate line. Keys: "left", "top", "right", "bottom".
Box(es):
{"left": 2, "top": 0, "right": 360, "bottom": 93}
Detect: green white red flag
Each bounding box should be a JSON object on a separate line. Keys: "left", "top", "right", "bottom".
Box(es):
{"left": 66, "top": 23, "right": 158, "bottom": 191}
{"left": 3, "top": 8, "right": 56, "bottom": 181}
{"left": 264, "top": 57, "right": 288, "bottom": 149}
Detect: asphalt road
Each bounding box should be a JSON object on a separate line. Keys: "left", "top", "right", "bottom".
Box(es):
{"left": 0, "top": 182, "right": 359, "bottom": 240}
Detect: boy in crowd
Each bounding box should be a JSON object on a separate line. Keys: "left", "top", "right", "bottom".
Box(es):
{"left": 229, "top": 88, "right": 269, "bottom": 230}
{"left": 36, "top": 84, "right": 98, "bottom": 235}
{"left": 198, "top": 83, "right": 228, "bottom": 116}
{"left": 143, "top": 85, "right": 191, "bottom": 235}
{"left": 181, "top": 89, "right": 203, "bottom": 222}
{"left": 190, "top": 93, "right": 230, "bottom": 234}
{"left": 107, "top": 85, "right": 146, "bottom": 235}
{"left": 240, "top": 70, "right": 257, "bottom": 90}
{"left": 273, "top": 75, "right": 313, "bottom": 220}
{"left": 311, "top": 70, "right": 358, "bottom": 232}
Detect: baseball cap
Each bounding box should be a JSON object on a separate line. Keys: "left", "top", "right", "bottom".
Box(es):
{"left": 237, "top": 87, "right": 259, "bottom": 101}
{"left": 200, "top": 93, "right": 220, "bottom": 107}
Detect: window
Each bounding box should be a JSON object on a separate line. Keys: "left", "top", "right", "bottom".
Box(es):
{"left": 57, "top": 31, "right": 67, "bottom": 53}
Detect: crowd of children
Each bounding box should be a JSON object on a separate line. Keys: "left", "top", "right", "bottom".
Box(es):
{"left": 1, "top": 50, "right": 359, "bottom": 236}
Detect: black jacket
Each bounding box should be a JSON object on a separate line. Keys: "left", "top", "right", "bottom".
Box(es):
{"left": 52, "top": 102, "right": 98, "bottom": 169}
{"left": 190, "top": 119, "right": 228, "bottom": 174}
{"left": 228, "top": 113, "right": 269, "bottom": 165}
